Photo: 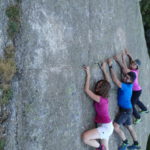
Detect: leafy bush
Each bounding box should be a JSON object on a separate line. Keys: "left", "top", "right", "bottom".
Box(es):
{"left": 0, "top": 138, "right": 5, "bottom": 150}
{"left": 140, "top": 0, "right": 150, "bottom": 29}
{"left": 147, "top": 134, "right": 150, "bottom": 150}
{"left": 0, "top": 59, "right": 16, "bottom": 83}
{"left": 4, "top": 45, "right": 15, "bottom": 59}
{"left": 0, "top": 3, "right": 19, "bottom": 148}
{"left": 5, "top": 5, "right": 20, "bottom": 39}
{"left": 140, "top": 0, "right": 150, "bottom": 56}
{"left": 0, "top": 88, "right": 13, "bottom": 105}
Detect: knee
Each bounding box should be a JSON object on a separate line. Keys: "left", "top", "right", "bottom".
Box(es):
{"left": 113, "top": 122, "right": 120, "bottom": 132}
{"left": 82, "top": 132, "right": 89, "bottom": 144}
{"left": 126, "top": 125, "right": 133, "bottom": 131}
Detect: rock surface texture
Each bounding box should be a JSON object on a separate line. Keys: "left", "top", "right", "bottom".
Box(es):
{"left": 0, "top": 0, "right": 149, "bottom": 150}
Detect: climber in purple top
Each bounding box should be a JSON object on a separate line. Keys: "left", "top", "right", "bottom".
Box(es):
{"left": 114, "top": 49, "right": 148, "bottom": 125}
{"left": 82, "top": 61, "right": 113, "bottom": 150}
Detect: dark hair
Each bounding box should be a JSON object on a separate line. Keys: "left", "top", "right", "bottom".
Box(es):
{"left": 127, "top": 72, "right": 136, "bottom": 83}
{"left": 130, "top": 59, "right": 141, "bottom": 70}
{"left": 94, "top": 80, "right": 111, "bottom": 98}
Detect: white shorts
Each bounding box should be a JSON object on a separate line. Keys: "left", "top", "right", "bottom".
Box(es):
{"left": 97, "top": 122, "right": 114, "bottom": 140}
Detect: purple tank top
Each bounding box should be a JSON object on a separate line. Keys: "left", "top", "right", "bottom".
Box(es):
{"left": 131, "top": 70, "right": 142, "bottom": 91}
{"left": 94, "top": 97, "right": 111, "bottom": 123}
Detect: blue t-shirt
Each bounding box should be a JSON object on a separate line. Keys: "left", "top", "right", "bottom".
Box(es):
{"left": 118, "top": 83, "right": 133, "bottom": 109}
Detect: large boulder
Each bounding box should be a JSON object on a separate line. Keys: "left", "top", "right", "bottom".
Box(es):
{"left": 1, "top": 0, "right": 149, "bottom": 150}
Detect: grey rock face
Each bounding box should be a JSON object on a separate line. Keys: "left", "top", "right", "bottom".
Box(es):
{"left": 2, "top": 0, "right": 150, "bottom": 150}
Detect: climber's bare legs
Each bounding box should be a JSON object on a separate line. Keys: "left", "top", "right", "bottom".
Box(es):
{"left": 101, "top": 139, "right": 109, "bottom": 150}
{"left": 82, "top": 128, "right": 100, "bottom": 148}
{"left": 82, "top": 128, "right": 109, "bottom": 150}
{"left": 125, "top": 125, "right": 137, "bottom": 141}
{"left": 114, "top": 122, "right": 126, "bottom": 141}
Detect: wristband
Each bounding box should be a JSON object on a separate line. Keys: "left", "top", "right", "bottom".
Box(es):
{"left": 109, "top": 65, "right": 113, "bottom": 69}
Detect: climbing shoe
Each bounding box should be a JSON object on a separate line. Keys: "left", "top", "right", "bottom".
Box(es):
{"left": 127, "top": 144, "right": 141, "bottom": 149}
{"left": 133, "top": 118, "right": 141, "bottom": 124}
{"left": 139, "top": 110, "right": 149, "bottom": 114}
{"left": 96, "top": 144, "right": 105, "bottom": 150}
{"left": 100, "top": 145, "right": 105, "bottom": 150}
{"left": 96, "top": 145, "right": 105, "bottom": 150}
{"left": 118, "top": 143, "right": 128, "bottom": 150}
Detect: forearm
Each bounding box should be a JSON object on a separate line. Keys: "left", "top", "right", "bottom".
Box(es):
{"left": 127, "top": 54, "right": 133, "bottom": 63}
{"left": 110, "top": 68, "right": 118, "bottom": 82}
{"left": 122, "top": 54, "right": 127, "bottom": 67}
{"left": 102, "top": 69, "right": 110, "bottom": 82}
{"left": 109, "top": 67, "right": 121, "bottom": 88}
{"left": 84, "top": 75, "right": 90, "bottom": 91}
{"left": 116, "top": 59, "right": 128, "bottom": 74}
{"left": 122, "top": 54, "right": 129, "bottom": 73}
{"left": 116, "top": 59, "right": 125, "bottom": 69}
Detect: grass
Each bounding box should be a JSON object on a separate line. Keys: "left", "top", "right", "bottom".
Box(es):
{"left": 0, "top": 138, "right": 5, "bottom": 150}
{"left": 0, "top": 46, "right": 16, "bottom": 107}
{"left": 4, "top": 44, "right": 15, "bottom": 59}
{"left": 0, "top": 6, "right": 18, "bottom": 105}
{"left": 5, "top": 5, "right": 20, "bottom": 39}
{"left": 0, "top": 88, "right": 13, "bottom": 105}
{"left": 140, "top": 0, "right": 150, "bottom": 57}
{"left": 0, "top": 3, "right": 19, "bottom": 148}
{"left": 0, "top": 59, "right": 16, "bottom": 83}
{"left": 147, "top": 134, "right": 150, "bottom": 150}
{"left": 140, "top": 0, "right": 150, "bottom": 28}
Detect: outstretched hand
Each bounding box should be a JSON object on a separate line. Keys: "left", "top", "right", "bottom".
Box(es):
{"left": 101, "top": 61, "right": 107, "bottom": 70}
{"left": 107, "top": 58, "right": 113, "bottom": 66}
{"left": 83, "top": 65, "right": 90, "bottom": 75}
{"left": 113, "top": 55, "right": 119, "bottom": 61}
{"left": 124, "top": 48, "right": 129, "bottom": 55}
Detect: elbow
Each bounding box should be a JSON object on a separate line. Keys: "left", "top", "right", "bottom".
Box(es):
{"left": 84, "top": 88, "right": 88, "bottom": 93}
{"left": 112, "top": 78, "right": 116, "bottom": 83}
{"left": 84, "top": 88, "right": 90, "bottom": 94}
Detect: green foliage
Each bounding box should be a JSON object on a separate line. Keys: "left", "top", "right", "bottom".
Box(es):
{"left": 147, "top": 134, "right": 150, "bottom": 150}
{"left": 4, "top": 45, "right": 15, "bottom": 59}
{"left": 140, "top": 0, "right": 150, "bottom": 57}
{"left": 0, "top": 59, "right": 16, "bottom": 83}
{"left": 16, "top": 0, "right": 21, "bottom": 3}
{"left": 0, "top": 88, "right": 13, "bottom": 105}
{"left": 140, "top": 0, "right": 150, "bottom": 28}
{"left": 7, "top": 20, "right": 20, "bottom": 39}
{"left": 0, "top": 44, "right": 16, "bottom": 106}
{"left": 6, "top": 5, "right": 20, "bottom": 20}
{"left": 0, "top": 138, "right": 5, "bottom": 150}
{"left": 0, "top": 3, "right": 19, "bottom": 148}
{"left": 5, "top": 5, "right": 20, "bottom": 39}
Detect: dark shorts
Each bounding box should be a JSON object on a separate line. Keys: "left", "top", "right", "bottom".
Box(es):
{"left": 114, "top": 108, "right": 133, "bottom": 126}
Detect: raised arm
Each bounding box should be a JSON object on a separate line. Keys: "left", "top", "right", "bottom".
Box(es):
{"left": 83, "top": 66, "right": 100, "bottom": 102}
{"left": 114, "top": 51, "right": 129, "bottom": 74}
{"left": 101, "top": 61, "right": 110, "bottom": 82}
{"left": 122, "top": 49, "right": 130, "bottom": 73}
{"left": 107, "top": 58, "right": 122, "bottom": 88}
{"left": 125, "top": 48, "right": 134, "bottom": 64}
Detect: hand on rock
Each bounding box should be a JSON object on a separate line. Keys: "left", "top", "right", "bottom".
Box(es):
{"left": 107, "top": 58, "right": 113, "bottom": 66}
{"left": 113, "top": 55, "right": 119, "bottom": 61}
{"left": 124, "top": 48, "right": 129, "bottom": 55}
{"left": 83, "top": 65, "right": 90, "bottom": 75}
{"left": 101, "top": 61, "right": 107, "bottom": 70}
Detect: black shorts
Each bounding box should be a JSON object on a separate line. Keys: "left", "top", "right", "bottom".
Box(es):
{"left": 114, "top": 108, "right": 133, "bottom": 126}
